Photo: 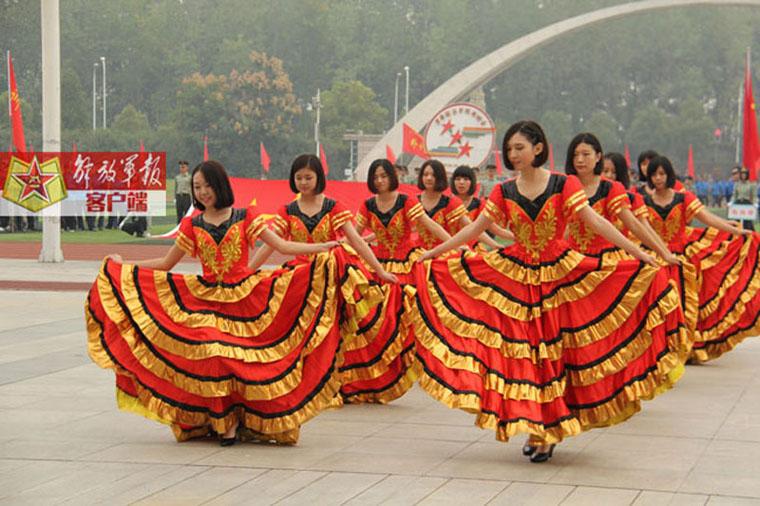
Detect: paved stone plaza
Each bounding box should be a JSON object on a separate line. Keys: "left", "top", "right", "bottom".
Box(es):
{"left": 1, "top": 258, "right": 760, "bottom": 505}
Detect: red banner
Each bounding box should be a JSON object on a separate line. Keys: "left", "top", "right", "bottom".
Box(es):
{"left": 229, "top": 177, "right": 419, "bottom": 215}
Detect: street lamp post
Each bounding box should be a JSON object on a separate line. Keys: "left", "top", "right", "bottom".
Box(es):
{"left": 92, "top": 62, "right": 97, "bottom": 130}
{"left": 403, "top": 65, "right": 410, "bottom": 116}
{"left": 100, "top": 56, "right": 106, "bottom": 128}
{"left": 312, "top": 88, "right": 321, "bottom": 154}
{"left": 394, "top": 72, "right": 401, "bottom": 125}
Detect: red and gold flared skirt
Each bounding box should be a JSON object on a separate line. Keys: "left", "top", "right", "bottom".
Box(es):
{"left": 411, "top": 243, "right": 686, "bottom": 444}
{"left": 340, "top": 249, "right": 422, "bottom": 404}
{"left": 85, "top": 253, "right": 343, "bottom": 444}
{"left": 684, "top": 229, "right": 760, "bottom": 362}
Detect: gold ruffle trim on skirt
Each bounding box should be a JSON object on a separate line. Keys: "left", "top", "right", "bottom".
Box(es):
{"left": 114, "top": 359, "right": 344, "bottom": 440}
{"left": 416, "top": 371, "right": 581, "bottom": 444}
{"left": 92, "top": 257, "right": 340, "bottom": 364}
{"left": 342, "top": 350, "right": 419, "bottom": 405}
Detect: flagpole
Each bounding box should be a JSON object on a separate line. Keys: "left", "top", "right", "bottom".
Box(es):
{"left": 39, "top": 0, "right": 63, "bottom": 262}
{"left": 737, "top": 80, "right": 743, "bottom": 165}
{"left": 6, "top": 51, "right": 11, "bottom": 119}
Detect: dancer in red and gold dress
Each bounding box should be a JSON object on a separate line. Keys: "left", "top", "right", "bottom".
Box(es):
{"left": 86, "top": 161, "right": 343, "bottom": 446}
{"left": 643, "top": 156, "right": 760, "bottom": 362}
{"left": 601, "top": 151, "right": 699, "bottom": 338}
{"left": 451, "top": 165, "right": 513, "bottom": 247}
{"left": 413, "top": 121, "right": 685, "bottom": 463}
{"left": 417, "top": 160, "right": 499, "bottom": 250}
{"left": 345, "top": 159, "right": 453, "bottom": 403}
{"left": 564, "top": 135, "right": 693, "bottom": 355}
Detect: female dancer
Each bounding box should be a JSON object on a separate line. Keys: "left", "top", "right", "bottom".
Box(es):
{"left": 86, "top": 160, "right": 343, "bottom": 446}
{"left": 417, "top": 159, "right": 500, "bottom": 249}
{"left": 344, "top": 158, "right": 453, "bottom": 403}
{"left": 451, "top": 165, "right": 513, "bottom": 245}
{"left": 643, "top": 156, "right": 760, "bottom": 362}
{"left": 414, "top": 121, "right": 684, "bottom": 463}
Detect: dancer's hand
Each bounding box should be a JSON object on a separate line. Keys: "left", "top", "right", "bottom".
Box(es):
{"left": 663, "top": 252, "right": 681, "bottom": 265}
{"left": 107, "top": 253, "right": 123, "bottom": 263}
{"left": 377, "top": 270, "right": 398, "bottom": 284}
{"left": 318, "top": 241, "right": 340, "bottom": 251}
{"left": 417, "top": 250, "right": 434, "bottom": 262}
{"left": 635, "top": 250, "right": 658, "bottom": 267}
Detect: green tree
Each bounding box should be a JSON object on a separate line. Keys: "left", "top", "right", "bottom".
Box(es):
{"left": 320, "top": 80, "right": 389, "bottom": 174}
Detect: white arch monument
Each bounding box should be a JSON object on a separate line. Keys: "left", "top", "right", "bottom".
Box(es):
{"left": 356, "top": 0, "right": 760, "bottom": 178}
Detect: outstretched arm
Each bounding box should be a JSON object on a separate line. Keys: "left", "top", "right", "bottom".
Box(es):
{"left": 108, "top": 244, "right": 185, "bottom": 271}
{"left": 249, "top": 244, "right": 275, "bottom": 270}
{"left": 341, "top": 222, "right": 398, "bottom": 283}
{"left": 259, "top": 228, "right": 338, "bottom": 255}
{"left": 419, "top": 214, "right": 492, "bottom": 260}
{"left": 619, "top": 208, "right": 679, "bottom": 264}
{"left": 695, "top": 208, "right": 750, "bottom": 235}
{"left": 418, "top": 213, "right": 452, "bottom": 243}
{"left": 577, "top": 206, "right": 656, "bottom": 266}
{"left": 458, "top": 215, "right": 501, "bottom": 249}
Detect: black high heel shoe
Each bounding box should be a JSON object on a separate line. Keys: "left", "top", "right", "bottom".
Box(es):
{"left": 529, "top": 444, "right": 555, "bottom": 463}
{"left": 220, "top": 436, "right": 236, "bottom": 447}
{"left": 522, "top": 443, "right": 537, "bottom": 456}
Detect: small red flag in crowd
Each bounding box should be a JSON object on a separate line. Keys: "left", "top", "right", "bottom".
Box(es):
{"left": 203, "top": 135, "right": 209, "bottom": 161}
{"left": 494, "top": 149, "right": 504, "bottom": 176}
{"left": 260, "top": 142, "right": 271, "bottom": 174}
{"left": 742, "top": 51, "right": 760, "bottom": 181}
{"left": 687, "top": 144, "right": 695, "bottom": 179}
{"left": 386, "top": 144, "right": 397, "bottom": 165}
{"left": 319, "top": 144, "right": 330, "bottom": 175}
{"left": 402, "top": 123, "right": 429, "bottom": 160}
{"left": 7, "top": 51, "right": 26, "bottom": 153}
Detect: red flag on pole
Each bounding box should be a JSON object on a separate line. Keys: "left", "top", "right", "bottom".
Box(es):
{"left": 319, "top": 144, "right": 330, "bottom": 176}
{"left": 743, "top": 50, "right": 760, "bottom": 181}
{"left": 139, "top": 140, "right": 145, "bottom": 153}
{"left": 402, "top": 123, "right": 429, "bottom": 160}
{"left": 260, "top": 142, "right": 270, "bottom": 174}
{"left": 7, "top": 51, "right": 26, "bottom": 153}
{"left": 687, "top": 144, "right": 695, "bottom": 179}
{"left": 548, "top": 143, "right": 555, "bottom": 171}
{"left": 494, "top": 150, "right": 504, "bottom": 176}
{"left": 624, "top": 144, "right": 632, "bottom": 168}
{"left": 72, "top": 142, "right": 77, "bottom": 156}
{"left": 386, "top": 144, "right": 397, "bottom": 165}
{"left": 203, "top": 135, "right": 209, "bottom": 161}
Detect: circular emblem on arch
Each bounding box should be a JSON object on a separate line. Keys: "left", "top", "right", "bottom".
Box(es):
{"left": 424, "top": 102, "right": 496, "bottom": 169}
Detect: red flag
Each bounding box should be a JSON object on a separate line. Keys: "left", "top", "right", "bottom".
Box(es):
{"left": 548, "top": 143, "right": 555, "bottom": 171}
{"left": 624, "top": 144, "right": 632, "bottom": 168}
{"left": 494, "top": 149, "right": 504, "bottom": 176}
{"left": 402, "top": 123, "right": 429, "bottom": 160}
{"left": 260, "top": 142, "right": 270, "bottom": 174}
{"left": 72, "top": 142, "right": 77, "bottom": 156}
{"left": 386, "top": 144, "right": 397, "bottom": 165}
{"left": 139, "top": 140, "right": 145, "bottom": 153}
{"left": 687, "top": 144, "right": 695, "bottom": 179}
{"left": 203, "top": 135, "right": 209, "bottom": 161}
{"left": 319, "top": 144, "right": 330, "bottom": 176}
{"left": 743, "top": 51, "right": 760, "bottom": 181}
{"left": 7, "top": 51, "right": 26, "bottom": 153}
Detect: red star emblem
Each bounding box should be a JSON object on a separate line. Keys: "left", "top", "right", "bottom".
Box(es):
{"left": 440, "top": 120, "right": 454, "bottom": 136}
{"left": 11, "top": 157, "right": 56, "bottom": 202}
{"left": 448, "top": 131, "right": 463, "bottom": 146}
{"left": 458, "top": 142, "right": 473, "bottom": 158}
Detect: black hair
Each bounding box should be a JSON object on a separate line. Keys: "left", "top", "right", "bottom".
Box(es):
{"left": 645, "top": 155, "right": 676, "bottom": 189}
{"left": 604, "top": 152, "right": 630, "bottom": 188}
{"left": 191, "top": 160, "right": 234, "bottom": 210}
{"left": 637, "top": 150, "right": 659, "bottom": 180}
{"left": 741, "top": 167, "right": 751, "bottom": 180}
{"left": 418, "top": 159, "right": 448, "bottom": 192}
{"left": 367, "top": 158, "right": 399, "bottom": 193}
{"left": 289, "top": 154, "right": 326, "bottom": 194}
{"left": 565, "top": 132, "right": 604, "bottom": 176}
{"left": 485, "top": 164, "right": 496, "bottom": 171}
{"left": 451, "top": 165, "right": 476, "bottom": 196}
{"left": 502, "top": 120, "right": 548, "bottom": 170}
